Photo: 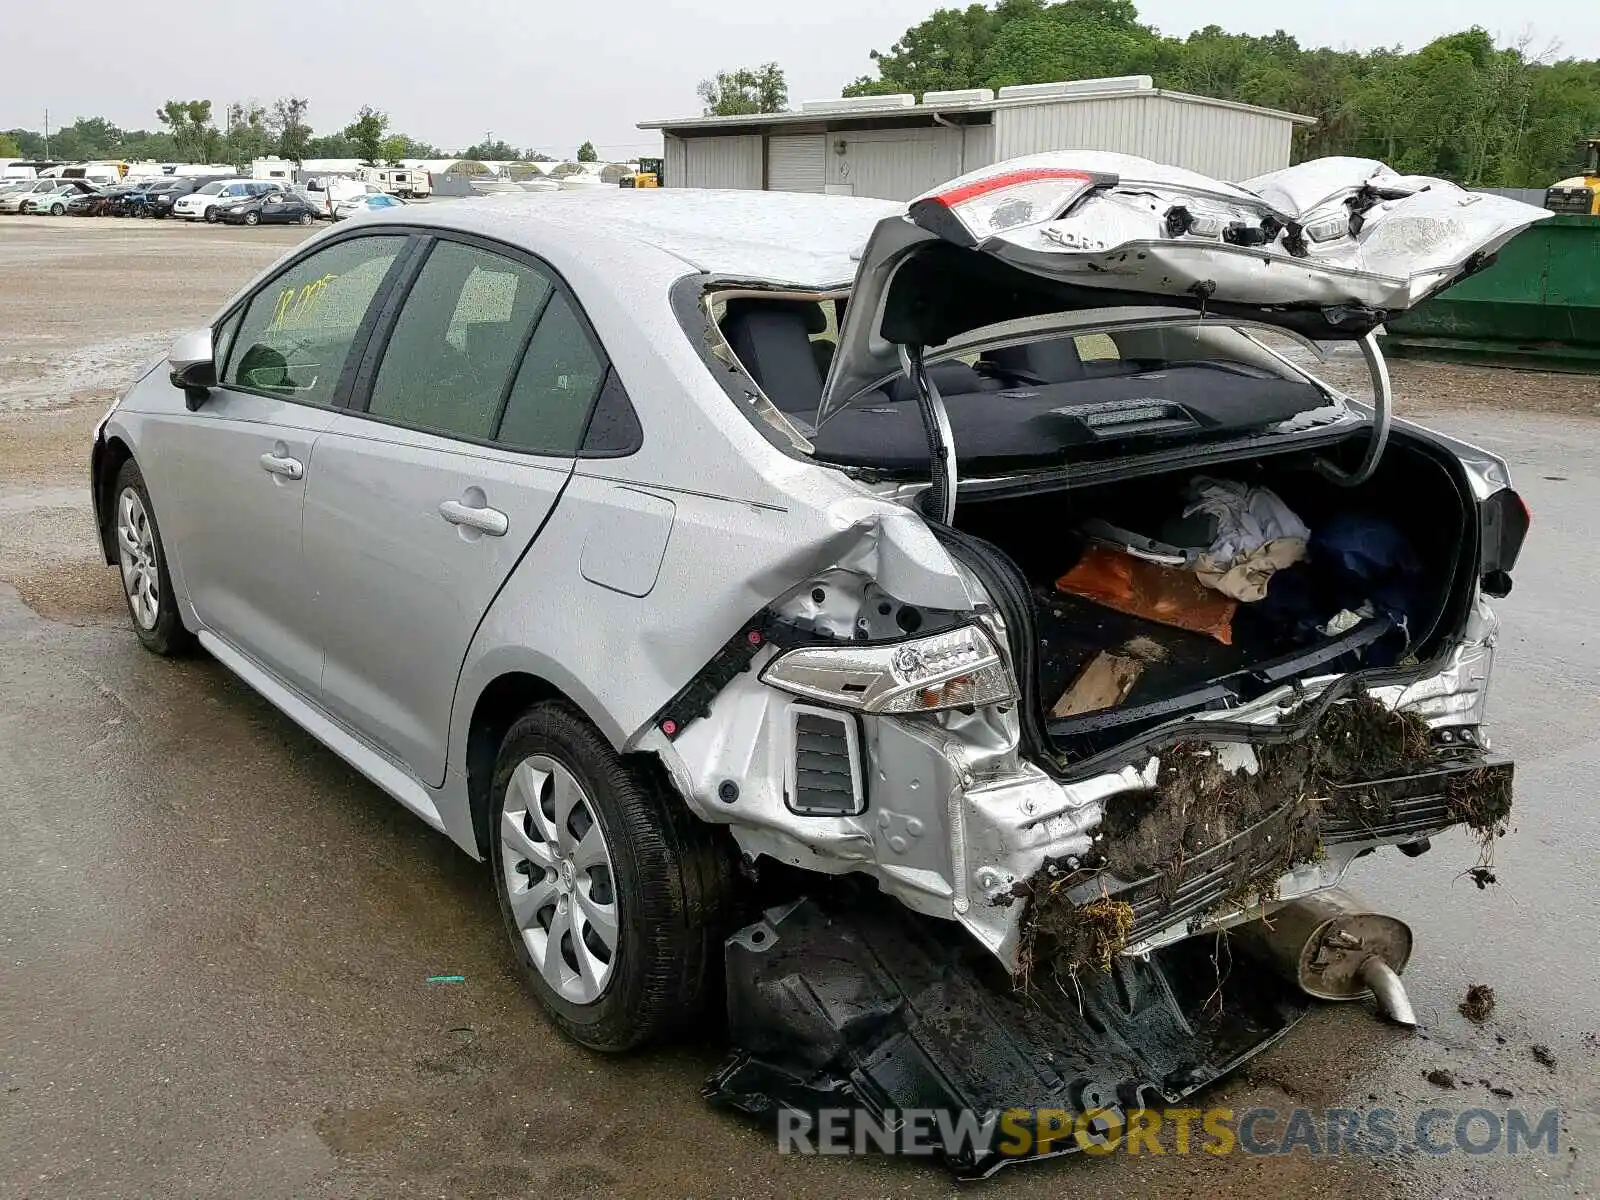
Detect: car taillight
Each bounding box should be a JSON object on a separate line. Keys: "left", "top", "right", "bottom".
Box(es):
{"left": 908, "top": 165, "right": 1119, "bottom": 248}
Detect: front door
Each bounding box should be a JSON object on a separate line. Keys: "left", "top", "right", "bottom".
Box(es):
{"left": 304, "top": 237, "right": 610, "bottom": 786}
{"left": 158, "top": 233, "right": 411, "bottom": 696}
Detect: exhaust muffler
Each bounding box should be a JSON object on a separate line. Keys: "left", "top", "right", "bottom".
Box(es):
{"left": 1234, "top": 888, "right": 1417, "bottom": 1027}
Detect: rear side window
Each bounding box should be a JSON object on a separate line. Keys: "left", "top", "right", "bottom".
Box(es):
{"left": 497, "top": 292, "right": 607, "bottom": 455}
{"left": 366, "top": 241, "right": 552, "bottom": 441}
{"left": 224, "top": 235, "right": 405, "bottom": 405}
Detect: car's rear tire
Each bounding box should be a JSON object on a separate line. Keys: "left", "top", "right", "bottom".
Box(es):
{"left": 50, "top": 203, "right": 65, "bottom": 216}
{"left": 244, "top": 211, "right": 259, "bottom": 226}
{"left": 112, "top": 458, "right": 194, "bottom": 657}
{"left": 204, "top": 208, "right": 218, "bottom": 223}
{"left": 489, "top": 703, "right": 733, "bottom": 1052}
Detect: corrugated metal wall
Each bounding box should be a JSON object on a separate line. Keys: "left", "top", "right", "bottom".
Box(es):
{"left": 993, "top": 95, "right": 1295, "bottom": 180}
{"left": 677, "top": 135, "right": 762, "bottom": 189}
{"left": 962, "top": 125, "right": 994, "bottom": 175}
{"left": 663, "top": 136, "right": 687, "bottom": 189}
{"left": 827, "top": 127, "right": 965, "bottom": 200}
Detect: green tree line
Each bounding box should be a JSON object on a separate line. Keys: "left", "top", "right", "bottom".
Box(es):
{"left": 844, "top": 0, "right": 1600, "bottom": 186}
{"left": 3, "top": 99, "right": 595, "bottom": 168}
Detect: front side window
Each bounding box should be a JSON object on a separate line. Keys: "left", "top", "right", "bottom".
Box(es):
{"left": 365, "top": 241, "right": 553, "bottom": 441}
{"left": 224, "top": 235, "right": 405, "bottom": 404}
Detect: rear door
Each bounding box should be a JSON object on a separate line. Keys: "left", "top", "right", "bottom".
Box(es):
{"left": 303, "top": 235, "right": 610, "bottom": 786}
{"left": 157, "top": 233, "right": 412, "bottom": 697}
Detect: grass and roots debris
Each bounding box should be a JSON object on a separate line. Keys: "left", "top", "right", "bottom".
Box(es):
{"left": 1019, "top": 691, "right": 1512, "bottom": 976}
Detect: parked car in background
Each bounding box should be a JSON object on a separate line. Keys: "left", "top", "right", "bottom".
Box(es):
{"left": 301, "top": 176, "right": 365, "bottom": 219}
{"left": 148, "top": 177, "right": 232, "bottom": 219}
{"left": 120, "top": 180, "right": 182, "bottom": 218}
{"left": 331, "top": 192, "right": 406, "bottom": 221}
{"left": 66, "top": 186, "right": 117, "bottom": 216}
{"left": 1, "top": 178, "right": 82, "bottom": 213}
{"left": 218, "top": 191, "right": 317, "bottom": 226}
{"left": 174, "top": 179, "right": 284, "bottom": 222}
{"left": 20, "top": 180, "right": 96, "bottom": 215}
{"left": 96, "top": 183, "right": 144, "bottom": 216}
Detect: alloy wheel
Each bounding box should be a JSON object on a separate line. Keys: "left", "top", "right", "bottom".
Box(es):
{"left": 116, "top": 487, "right": 160, "bottom": 630}
{"left": 499, "top": 755, "right": 619, "bottom": 1005}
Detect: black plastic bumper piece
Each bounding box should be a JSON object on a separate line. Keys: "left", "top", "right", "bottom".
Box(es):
{"left": 705, "top": 897, "right": 1309, "bottom": 1178}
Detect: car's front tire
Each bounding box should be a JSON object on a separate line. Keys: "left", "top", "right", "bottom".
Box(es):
{"left": 489, "top": 703, "right": 732, "bottom": 1052}
{"left": 112, "top": 459, "right": 194, "bottom": 656}
{"left": 243, "top": 211, "right": 259, "bottom": 226}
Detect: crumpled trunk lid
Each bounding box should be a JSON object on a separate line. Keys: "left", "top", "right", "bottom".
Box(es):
{"left": 820, "top": 153, "right": 1550, "bottom": 423}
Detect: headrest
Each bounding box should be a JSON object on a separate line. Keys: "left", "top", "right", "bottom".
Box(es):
{"left": 723, "top": 297, "right": 827, "bottom": 336}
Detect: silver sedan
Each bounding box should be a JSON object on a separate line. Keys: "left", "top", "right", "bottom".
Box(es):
{"left": 90, "top": 161, "right": 1534, "bottom": 1078}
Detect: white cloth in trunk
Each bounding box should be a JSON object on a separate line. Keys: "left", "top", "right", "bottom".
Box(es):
{"left": 1185, "top": 477, "right": 1310, "bottom": 602}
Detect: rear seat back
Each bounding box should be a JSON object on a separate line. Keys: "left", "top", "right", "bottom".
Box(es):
{"left": 982, "top": 337, "right": 1086, "bottom": 383}
{"left": 720, "top": 299, "right": 829, "bottom": 414}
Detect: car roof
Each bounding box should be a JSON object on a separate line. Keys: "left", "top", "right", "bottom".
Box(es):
{"left": 395, "top": 188, "right": 905, "bottom": 289}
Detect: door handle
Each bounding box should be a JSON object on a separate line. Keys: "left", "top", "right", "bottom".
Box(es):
{"left": 439, "top": 499, "right": 509, "bottom": 537}
{"left": 259, "top": 451, "right": 304, "bottom": 480}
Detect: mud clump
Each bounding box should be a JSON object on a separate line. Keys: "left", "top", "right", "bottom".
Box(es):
{"left": 1425, "top": 1068, "right": 1459, "bottom": 1089}
{"left": 1019, "top": 691, "right": 1514, "bottom": 976}
{"left": 1531, "top": 1043, "right": 1558, "bottom": 1071}
{"left": 1017, "top": 890, "right": 1134, "bottom": 979}
{"left": 1445, "top": 767, "right": 1513, "bottom": 837}
{"left": 1095, "top": 692, "right": 1433, "bottom": 901}
{"left": 1459, "top": 984, "right": 1496, "bottom": 1024}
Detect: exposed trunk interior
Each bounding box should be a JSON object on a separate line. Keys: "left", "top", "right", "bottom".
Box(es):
{"left": 953, "top": 429, "right": 1478, "bottom": 761}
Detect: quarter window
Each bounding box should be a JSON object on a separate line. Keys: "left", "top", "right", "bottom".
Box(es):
{"left": 497, "top": 291, "right": 607, "bottom": 455}
{"left": 224, "top": 236, "right": 405, "bottom": 405}
{"left": 366, "top": 241, "right": 553, "bottom": 442}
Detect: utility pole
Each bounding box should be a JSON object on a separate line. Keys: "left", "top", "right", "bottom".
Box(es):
{"left": 43, "top": 108, "right": 50, "bottom": 159}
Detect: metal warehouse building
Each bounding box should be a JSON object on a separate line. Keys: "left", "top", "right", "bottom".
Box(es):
{"left": 639, "top": 76, "right": 1314, "bottom": 200}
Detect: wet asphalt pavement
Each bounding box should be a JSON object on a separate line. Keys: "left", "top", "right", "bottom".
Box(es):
{"left": 1, "top": 218, "right": 1598, "bottom": 1198}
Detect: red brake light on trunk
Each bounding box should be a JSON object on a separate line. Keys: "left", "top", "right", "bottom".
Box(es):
{"left": 909, "top": 166, "right": 1119, "bottom": 248}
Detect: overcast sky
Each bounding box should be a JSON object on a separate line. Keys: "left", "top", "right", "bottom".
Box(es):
{"left": 8, "top": 0, "right": 1595, "bottom": 160}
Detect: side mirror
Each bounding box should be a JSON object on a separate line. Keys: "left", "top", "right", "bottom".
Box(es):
{"left": 169, "top": 327, "right": 217, "bottom": 411}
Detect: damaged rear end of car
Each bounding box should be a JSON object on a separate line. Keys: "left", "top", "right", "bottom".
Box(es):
{"left": 643, "top": 155, "right": 1539, "bottom": 1175}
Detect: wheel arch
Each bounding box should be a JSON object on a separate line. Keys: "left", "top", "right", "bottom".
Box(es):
{"left": 92, "top": 433, "right": 136, "bottom": 564}
{"left": 462, "top": 667, "right": 641, "bottom": 857}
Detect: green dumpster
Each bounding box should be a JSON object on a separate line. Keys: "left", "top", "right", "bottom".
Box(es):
{"left": 1382, "top": 215, "right": 1600, "bottom": 372}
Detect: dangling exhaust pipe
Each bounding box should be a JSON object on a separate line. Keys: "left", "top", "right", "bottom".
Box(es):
{"left": 1233, "top": 888, "right": 1418, "bottom": 1027}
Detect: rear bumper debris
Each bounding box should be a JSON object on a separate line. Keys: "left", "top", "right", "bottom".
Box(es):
{"left": 705, "top": 896, "right": 1308, "bottom": 1178}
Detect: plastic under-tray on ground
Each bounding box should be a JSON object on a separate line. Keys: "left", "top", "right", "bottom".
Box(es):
{"left": 706, "top": 896, "right": 1307, "bottom": 1178}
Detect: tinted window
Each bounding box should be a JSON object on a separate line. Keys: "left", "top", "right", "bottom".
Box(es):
{"left": 225, "top": 236, "right": 405, "bottom": 404}
{"left": 498, "top": 291, "right": 606, "bottom": 455}
{"left": 366, "top": 241, "right": 552, "bottom": 441}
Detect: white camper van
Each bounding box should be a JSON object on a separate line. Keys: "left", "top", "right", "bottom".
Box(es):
{"left": 251, "top": 157, "right": 296, "bottom": 183}
{"left": 356, "top": 164, "right": 431, "bottom": 198}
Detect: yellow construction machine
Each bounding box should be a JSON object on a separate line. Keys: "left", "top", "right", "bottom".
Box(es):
{"left": 1545, "top": 138, "right": 1600, "bottom": 215}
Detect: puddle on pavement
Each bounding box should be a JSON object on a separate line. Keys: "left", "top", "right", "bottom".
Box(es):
{"left": 6, "top": 561, "right": 125, "bottom": 624}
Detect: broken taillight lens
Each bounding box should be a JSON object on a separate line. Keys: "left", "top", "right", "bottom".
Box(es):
{"left": 909, "top": 166, "right": 1119, "bottom": 248}
{"left": 760, "top": 625, "right": 1017, "bottom": 714}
